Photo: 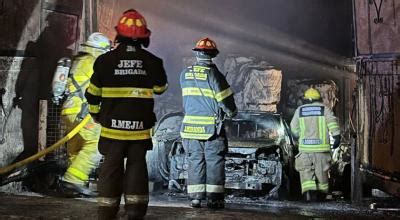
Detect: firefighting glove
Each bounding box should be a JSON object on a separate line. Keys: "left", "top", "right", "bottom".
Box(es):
{"left": 332, "top": 135, "right": 341, "bottom": 149}
{"left": 226, "top": 109, "right": 238, "bottom": 119}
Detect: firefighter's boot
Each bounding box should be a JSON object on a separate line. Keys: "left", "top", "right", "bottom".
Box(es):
{"left": 98, "top": 206, "right": 119, "bottom": 220}
{"left": 58, "top": 179, "right": 97, "bottom": 197}
{"left": 207, "top": 199, "right": 224, "bottom": 209}
{"left": 304, "top": 190, "right": 318, "bottom": 202}
{"left": 125, "top": 204, "right": 147, "bottom": 219}
{"left": 317, "top": 191, "right": 327, "bottom": 202}
{"left": 191, "top": 199, "right": 201, "bottom": 208}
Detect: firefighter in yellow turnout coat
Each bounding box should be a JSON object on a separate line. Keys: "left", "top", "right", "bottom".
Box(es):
{"left": 60, "top": 33, "right": 111, "bottom": 196}
{"left": 290, "top": 88, "right": 341, "bottom": 202}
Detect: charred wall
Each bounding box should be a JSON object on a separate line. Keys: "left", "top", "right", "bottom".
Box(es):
{"left": 355, "top": 0, "right": 400, "bottom": 55}
{"left": 354, "top": 0, "right": 400, "bottom": 195}
{"left": 0, "top": 0, "right": 84, "bottom": 172}
{"left": 357, "top": 59, "right": 400, "bottom": 174}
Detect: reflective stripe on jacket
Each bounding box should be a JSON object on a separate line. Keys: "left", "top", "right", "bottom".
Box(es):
{"left": 180, "top": 63, "right": 237, "bottom": 140}
{"left": 85, "top": 44, "right": 168, "bottom": 141}
{"left": 290, "top": 102, "right": 340, "bottom": 152}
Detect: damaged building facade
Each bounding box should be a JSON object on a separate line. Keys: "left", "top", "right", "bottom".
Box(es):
{"left": 0, "top": 0, "right": 399, "bottom": 213}
{"left": 0, "top": 0, "right": 84, "bottom": 165}
{"left": 352, "top": 0, "right": 400, "bottom": 200}
{"left": 0, "top": 0, "right": 95, "bottom": 191}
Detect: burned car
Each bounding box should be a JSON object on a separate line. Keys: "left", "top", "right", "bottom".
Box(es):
{"left": 147, "top": 111, "right": 297, "bottom": 198}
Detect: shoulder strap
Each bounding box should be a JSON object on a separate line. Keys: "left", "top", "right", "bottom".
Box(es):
{"left": 70, "top": 77, "right": 90, "bottom": 99}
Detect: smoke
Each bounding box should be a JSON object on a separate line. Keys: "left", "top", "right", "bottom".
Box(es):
{"left": 112, "top": 0, "right": 353, "bottom": 88}
{"left": 95, "top": 0, "right": 355, "bottom": 111}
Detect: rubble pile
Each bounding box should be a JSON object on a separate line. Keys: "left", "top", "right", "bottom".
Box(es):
{"left": 224, "top": 56, "right": 282, "bottom": 112}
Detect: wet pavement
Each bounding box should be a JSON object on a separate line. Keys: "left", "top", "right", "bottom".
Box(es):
{"left": 0, "top": 192, "right": 400, "bottom": 219}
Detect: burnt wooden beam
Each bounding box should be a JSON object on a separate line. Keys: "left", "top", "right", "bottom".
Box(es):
{"left": 38, "top": 100, "right": 47, "bottom": 161}
{"left": 351, "top": 133, "right": 363, "bottom": 204}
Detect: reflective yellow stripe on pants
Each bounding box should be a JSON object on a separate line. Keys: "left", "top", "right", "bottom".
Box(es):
{"left": 301, "top": 180, "right": 317, "bottom": 193}
{"left": 97, "top": 197, "right": 120, "bottom": 207}
{"left": 66, "top": 167, "right": 89, "bottom": 181}
{"left": 187, "top": 184, "right": 206, "bottom": 194}
{"left": 206, "top": 184, "right": 224, "bottom": 193}
{"left": 317, "top": 183, "right": 329, "bottom": 192}
{"left": 125, "top": 195, "right": 149, "bottom": 205}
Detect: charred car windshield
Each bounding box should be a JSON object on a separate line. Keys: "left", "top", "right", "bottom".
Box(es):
{"left": 225, "top": 112, "right": 287, "bottom": 147}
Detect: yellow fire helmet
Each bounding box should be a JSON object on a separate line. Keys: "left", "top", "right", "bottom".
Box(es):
{"left": 304, "top": 88, "right": 321, "bottom": 101}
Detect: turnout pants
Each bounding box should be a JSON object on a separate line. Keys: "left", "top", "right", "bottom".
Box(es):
{"left": 97, "top": 137, "right": 151, "bottom": 219}
{"left": 62, "top": 114, "right": 101, "bottom": 186}
{"left": 184, "top": 136, "right": 227, "bottom": 201}
{"left": 295, "top": 152, "right": 331, "bottom": 193}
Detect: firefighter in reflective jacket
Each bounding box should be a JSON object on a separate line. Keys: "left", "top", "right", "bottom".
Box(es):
{"left": 180, "top": 37, "right": 237, "bottom": 209}
{"left": 60, "top": 32, "right": 111, "bottom": 196}
{"left": 290, "top": 88, "right": 341, "bottom": 202}
{"left": 85, "top": 9, "right": 168, "bottom": 220}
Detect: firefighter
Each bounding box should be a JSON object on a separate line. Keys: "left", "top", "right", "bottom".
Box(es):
{"left": 85, "top": 9, "right": 168, "bottom": 219}
{"left": 180, "top": 37, "right": 237, "bottom": 209}
{"left": 59, "top": 32, "right": 111, "bottom": 196}
{"left": 290, "top": 88, "right": 341, "bottom": 202}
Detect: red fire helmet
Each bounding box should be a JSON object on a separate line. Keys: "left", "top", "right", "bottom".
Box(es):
{"left": 192, "top": 37, "right": 219, "bottom": 52}
{"left": 115, "top": 9, "right": 151, "bottom": 38}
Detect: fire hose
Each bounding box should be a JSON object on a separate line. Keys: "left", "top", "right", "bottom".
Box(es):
{"left": 0, "top": 114, "right": 90, "bottom": 175}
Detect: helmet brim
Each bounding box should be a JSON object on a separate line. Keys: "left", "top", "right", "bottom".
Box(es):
{"left": 192, "top": 48, "right": 219, "bottom": 54}
{"left": 81, "top": 44, "right": 110, "bottom": 51}
{"left": 114, "top": 26, "right": 151, "bottom": 39}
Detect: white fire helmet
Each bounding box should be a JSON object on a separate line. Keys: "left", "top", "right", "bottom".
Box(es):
{"left": 83, "top": 32, "right": 112, "bottom": 51}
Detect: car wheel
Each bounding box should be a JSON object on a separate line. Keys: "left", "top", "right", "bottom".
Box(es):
{"left": 147, "top": 141, "right": 172, "bottom": 185}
